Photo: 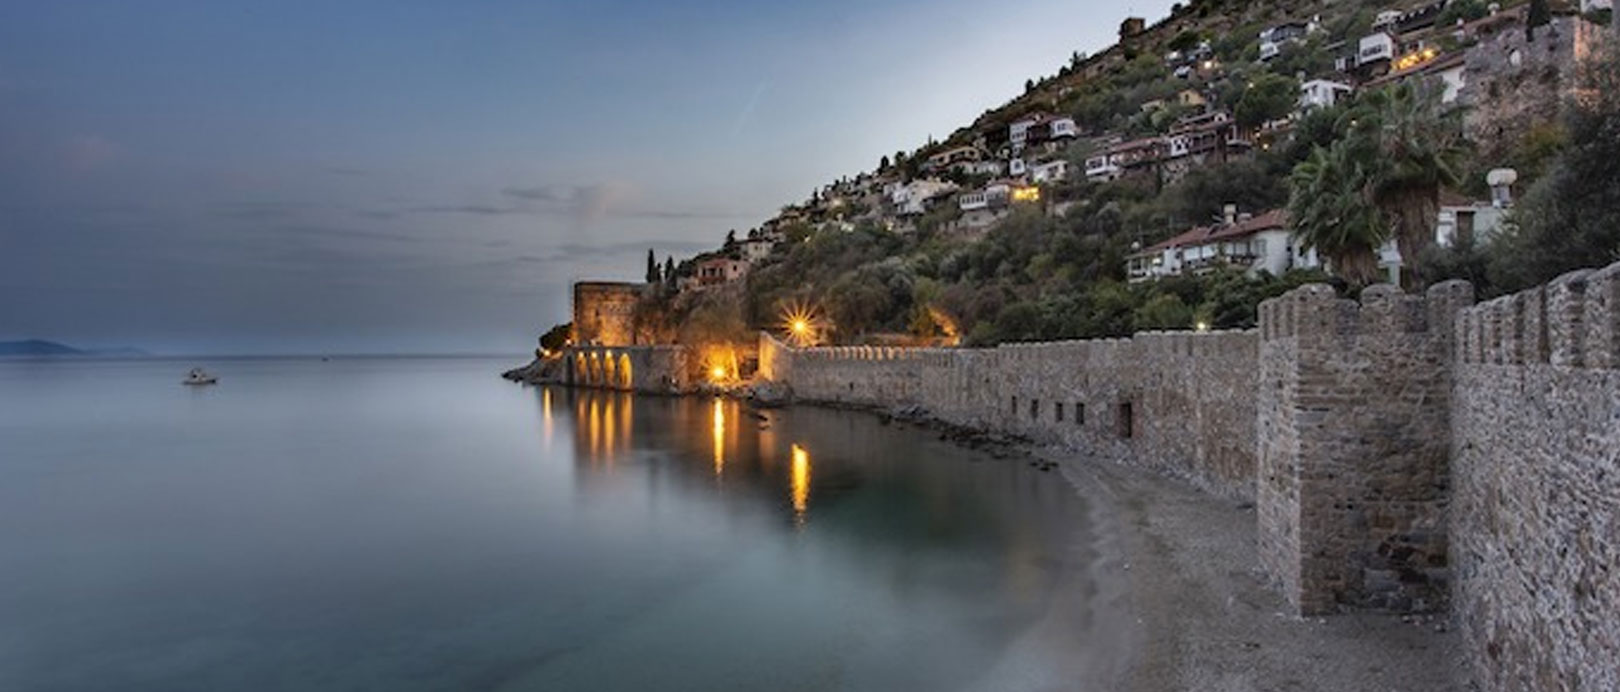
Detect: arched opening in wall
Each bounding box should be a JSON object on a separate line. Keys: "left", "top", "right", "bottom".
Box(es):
{"left": 618, "top": 354, "right": 633, "bottom": 390}
{"left": 603, "top": 353, "right": 617, "bottom": 388}
{"left": 574, "top": 353, "right": 587, "bottom": 385}
{"left": 1117, "top": 401, "right": 1134, "bottom": 439}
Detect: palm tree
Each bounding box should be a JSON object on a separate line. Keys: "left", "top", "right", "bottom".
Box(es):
{"left": 1347, "top": 82, "right": 1466, "bottom": 288}
{"left": 1288, "top": 141, "right": 1388, "bottom": 286}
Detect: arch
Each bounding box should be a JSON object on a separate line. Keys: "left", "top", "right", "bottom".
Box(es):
{"left": 575, "top": 352, "right": 588, "bottom": 386}
{"left": 618, "top": 354, "right": 633, "bottom": 390}
{"left": 603, "top": 352, "right": 617, "bottom": 388}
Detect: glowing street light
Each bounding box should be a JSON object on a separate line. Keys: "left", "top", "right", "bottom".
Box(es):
{"left": 780, "top": 303, "right": 823, "bottom": 348}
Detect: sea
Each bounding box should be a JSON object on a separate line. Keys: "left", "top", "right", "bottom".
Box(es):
{"left": 0, "top": 357, "right": 1120, "bottom": 691}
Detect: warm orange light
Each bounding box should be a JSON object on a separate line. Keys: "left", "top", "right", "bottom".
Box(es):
{"left": 1011, "top": 186, "right": 1041, "bottom": 203}
{"left": 790, "top": 444, "right": 811, "bottom": 520}
{"left": 779, "top": 302, "right": 823, "bottom": 347}
{"left": 710, "top": 366, "right": 727, "bottom": 380}
{"left": 712, "top": 398, "right": 726, "bottom": 475}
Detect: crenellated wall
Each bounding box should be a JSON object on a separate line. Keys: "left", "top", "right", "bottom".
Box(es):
{"left": 758, "top": 329, "right": 1260, "bottom": 500}
{"left": 756, "top": 260, "right": 1620, "bottom": 691}
{"left": 1255, "top": 281, "right": 1475, "bottom": 615}
{"left": 1449, "top": 264, "right": 1620, "bottom": 692}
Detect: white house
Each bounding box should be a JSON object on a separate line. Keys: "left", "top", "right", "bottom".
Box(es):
{"left": 739, "top": 237, "right": 774, "bottom": 264}
{"left": 1259, "top": 21, "right": 1312, "bottom": 61}
{"left": 1008, "top": 158, "right": 1027, "bottom": 177}
{"left": 1029, "top": 160, "right": 1070, "bottom": 184}
{"left": 888, "top": 179, "right": 958, "bottom": 216}
{"left": 1127, "top": 209, "right": 1315, "bottom": 282}
{"left": 958, "top": 182, "right": 1013, "bottom": 212}
{"left": 957, "top": 159, "right": 1005, "bottom": 176}
{"left": 1300, "top": 79, "right": 1354, "bottom": 109}
{"left": 1358, "top": 33, "right": 1396, "bottom": 66}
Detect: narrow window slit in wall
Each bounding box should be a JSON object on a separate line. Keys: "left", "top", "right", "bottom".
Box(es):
{"left": 1056, "top": 402, "right": 1065, "bottom": 423}
{"left": 1117, "top": 402, "right": 1134, "bottom": 439}
{"left": 1011, "top": 396, "right": 1018, "bottom": 417}
{"left": 1030, "top": 399, "right": 1040, "bottom": 421}
{"left": 1077, "top": 402, "right": 1086, "bottom": 426}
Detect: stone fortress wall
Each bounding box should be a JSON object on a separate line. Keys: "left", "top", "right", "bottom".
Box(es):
{"left": 565, "top": 345, "right": 694, "bottom": 395}
{"left": 757, "top": 259, "right": 1620, "bottom": 692}
{"left": 758, "top": 329, "right": 1259, "bottom": 500}
{"left": 1449, "top": 266, "right": 1620, "bottom": 692}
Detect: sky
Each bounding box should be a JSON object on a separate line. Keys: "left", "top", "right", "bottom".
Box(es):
{"left": 0, "top": 0, "right": 1173, "bottom": 355}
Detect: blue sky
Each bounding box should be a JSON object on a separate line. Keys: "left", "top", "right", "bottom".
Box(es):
{"left": 0, "top": 0, "right": 1172, "bottom": 354}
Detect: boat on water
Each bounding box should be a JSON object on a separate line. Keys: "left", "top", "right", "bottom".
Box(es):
{"left": 182, "top": 368, "right": 218, "bottom": 386}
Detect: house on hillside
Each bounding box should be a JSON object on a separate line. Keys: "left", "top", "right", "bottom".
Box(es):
{"left": 958, "top": 181, "right": 1013, "bottom": 212}
{"left": 924, "top": 145, "right": 983, "bottom": 172}
{"left": 1259, "top": 20, "right": 1314, "bottom": 61}
{"left": 1029, "top": 160, "right": 1070, "bottom": 184}
{"left": 1162, "top": 110, "right": 1251, "bottom": 182}
{"left": 1009, "top": 113, "right": 1079, "bottom": 153}
{"left": 1084, "top": 137, "right": 1164, "bottom": 182}
{"left": 887, "top": 178, "right": 958, "bottom": 216}
{"left": 1300, "top": 79, "right": 1354, "bottom": 109}
{"left": 696, "top": 257, "right": 749, "bottom": 287}
{"left": 1127, "top": 208, "right": 1318, "bottom": 282}
{"left": 738, "top": 236, "right": 774, "bottom": 264}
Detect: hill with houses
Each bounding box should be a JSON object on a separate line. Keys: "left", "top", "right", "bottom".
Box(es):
{"left": 598, "top": 0, "right": 1613, "bottom": 348}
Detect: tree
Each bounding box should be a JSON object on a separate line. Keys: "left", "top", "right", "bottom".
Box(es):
{"left": 663, "top": 257, "right": 676, "bottom": 288}
{"left": 724, "top": 229, "right": 737, "bottom": 247}
{"left": 1168, "top": 30, "right": 1202, "bottom": 53}
{"left": 879, "top": 155, "right": 891, "bottom": 171}
{"left": 1235, "top": 73, "right": 1298, "bottom": 130}
{"left": 644, "top": 248, "right": 660, "bottom": 284}
{"left": 1355, "top": 82, "right": 1466, "bottom": 288}
{"left": 1288, "top": 141, "right": 1389, "bottom": 286}
{"left": 539, "top": 322, "right": 572, "bottom": 354}
{"left": 1527, "top": 0, "right": 1551, "bottom": 35}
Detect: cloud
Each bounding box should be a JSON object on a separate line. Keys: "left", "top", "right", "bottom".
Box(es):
{"left": 392, "top": 182, "right": 755, "bottom": 224}
{"left": 528, "top": 239, "right": 714, "bottom": 264}
{"left": 62, "top": 135, "right": 122, "bottom": 172}
{"left": 410, "top": 203, "right": 523, "bottom": 216}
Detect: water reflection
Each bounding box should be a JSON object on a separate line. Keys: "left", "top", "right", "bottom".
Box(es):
{"left": 712, "top": 397, "right": 725, "bottom": 477}
{"left": 790, "top": 443, "right": 811, "bottom": 523}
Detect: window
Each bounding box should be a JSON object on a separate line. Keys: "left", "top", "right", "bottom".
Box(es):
{"left": 1030, "top": 399, "right": 1040, "bottom": 421}
{"left": 1056, "top": 402, "right": 1065, "bottom": 423}
{"left": 1077, "top": 403, "right": 1086, "bottom": 426}
{"left": 1118, "top": 402, "right": 1134, "bottom": 439}
{"left": 1011, "top": 396, "right": 1018, "bottom": 416}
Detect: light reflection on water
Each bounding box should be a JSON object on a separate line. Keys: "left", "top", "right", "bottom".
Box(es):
{"left": 0, "top": 358, "right": 1102, "bottom": 691}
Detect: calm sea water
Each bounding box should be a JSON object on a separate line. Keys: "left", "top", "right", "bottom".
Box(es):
{"left": 0, "top": 357, "right": 1118, "bottom": 691}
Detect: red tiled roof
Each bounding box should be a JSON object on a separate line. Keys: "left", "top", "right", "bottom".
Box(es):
{"left": 1141, "top": 209, "right": 1289, "bottom": 253}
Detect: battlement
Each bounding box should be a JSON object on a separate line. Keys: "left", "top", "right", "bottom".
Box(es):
{"left": 1260, "top": 281, "right": 1475, "bottom": 343}
{"left": 1458, "top": 262, "right": 1620, "bottom": 369}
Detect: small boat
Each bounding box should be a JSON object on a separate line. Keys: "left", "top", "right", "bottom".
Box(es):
{"left": 182, "top": 368, "right": 218, "bottom": 386}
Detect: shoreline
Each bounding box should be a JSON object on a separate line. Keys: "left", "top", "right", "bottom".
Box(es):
{"left": 501, "top": 370, "right": 1468, "bottom": 689}
{"left": 857, "top": 403, "right": 1468, "bottom": 691}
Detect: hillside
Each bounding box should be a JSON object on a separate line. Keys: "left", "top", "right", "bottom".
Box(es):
{"left": 613, "top": 0, "right": 1611, "bottom": 351}
{"left": 0, "top": 340, "right": 150, "bottom": 357}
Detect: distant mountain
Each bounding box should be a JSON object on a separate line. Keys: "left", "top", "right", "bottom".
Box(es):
{"left": 0, "top": 340, "right": 84, "bottom": 356}
{"left": 0, "top": 340, "right": 149, "bottom": 357}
